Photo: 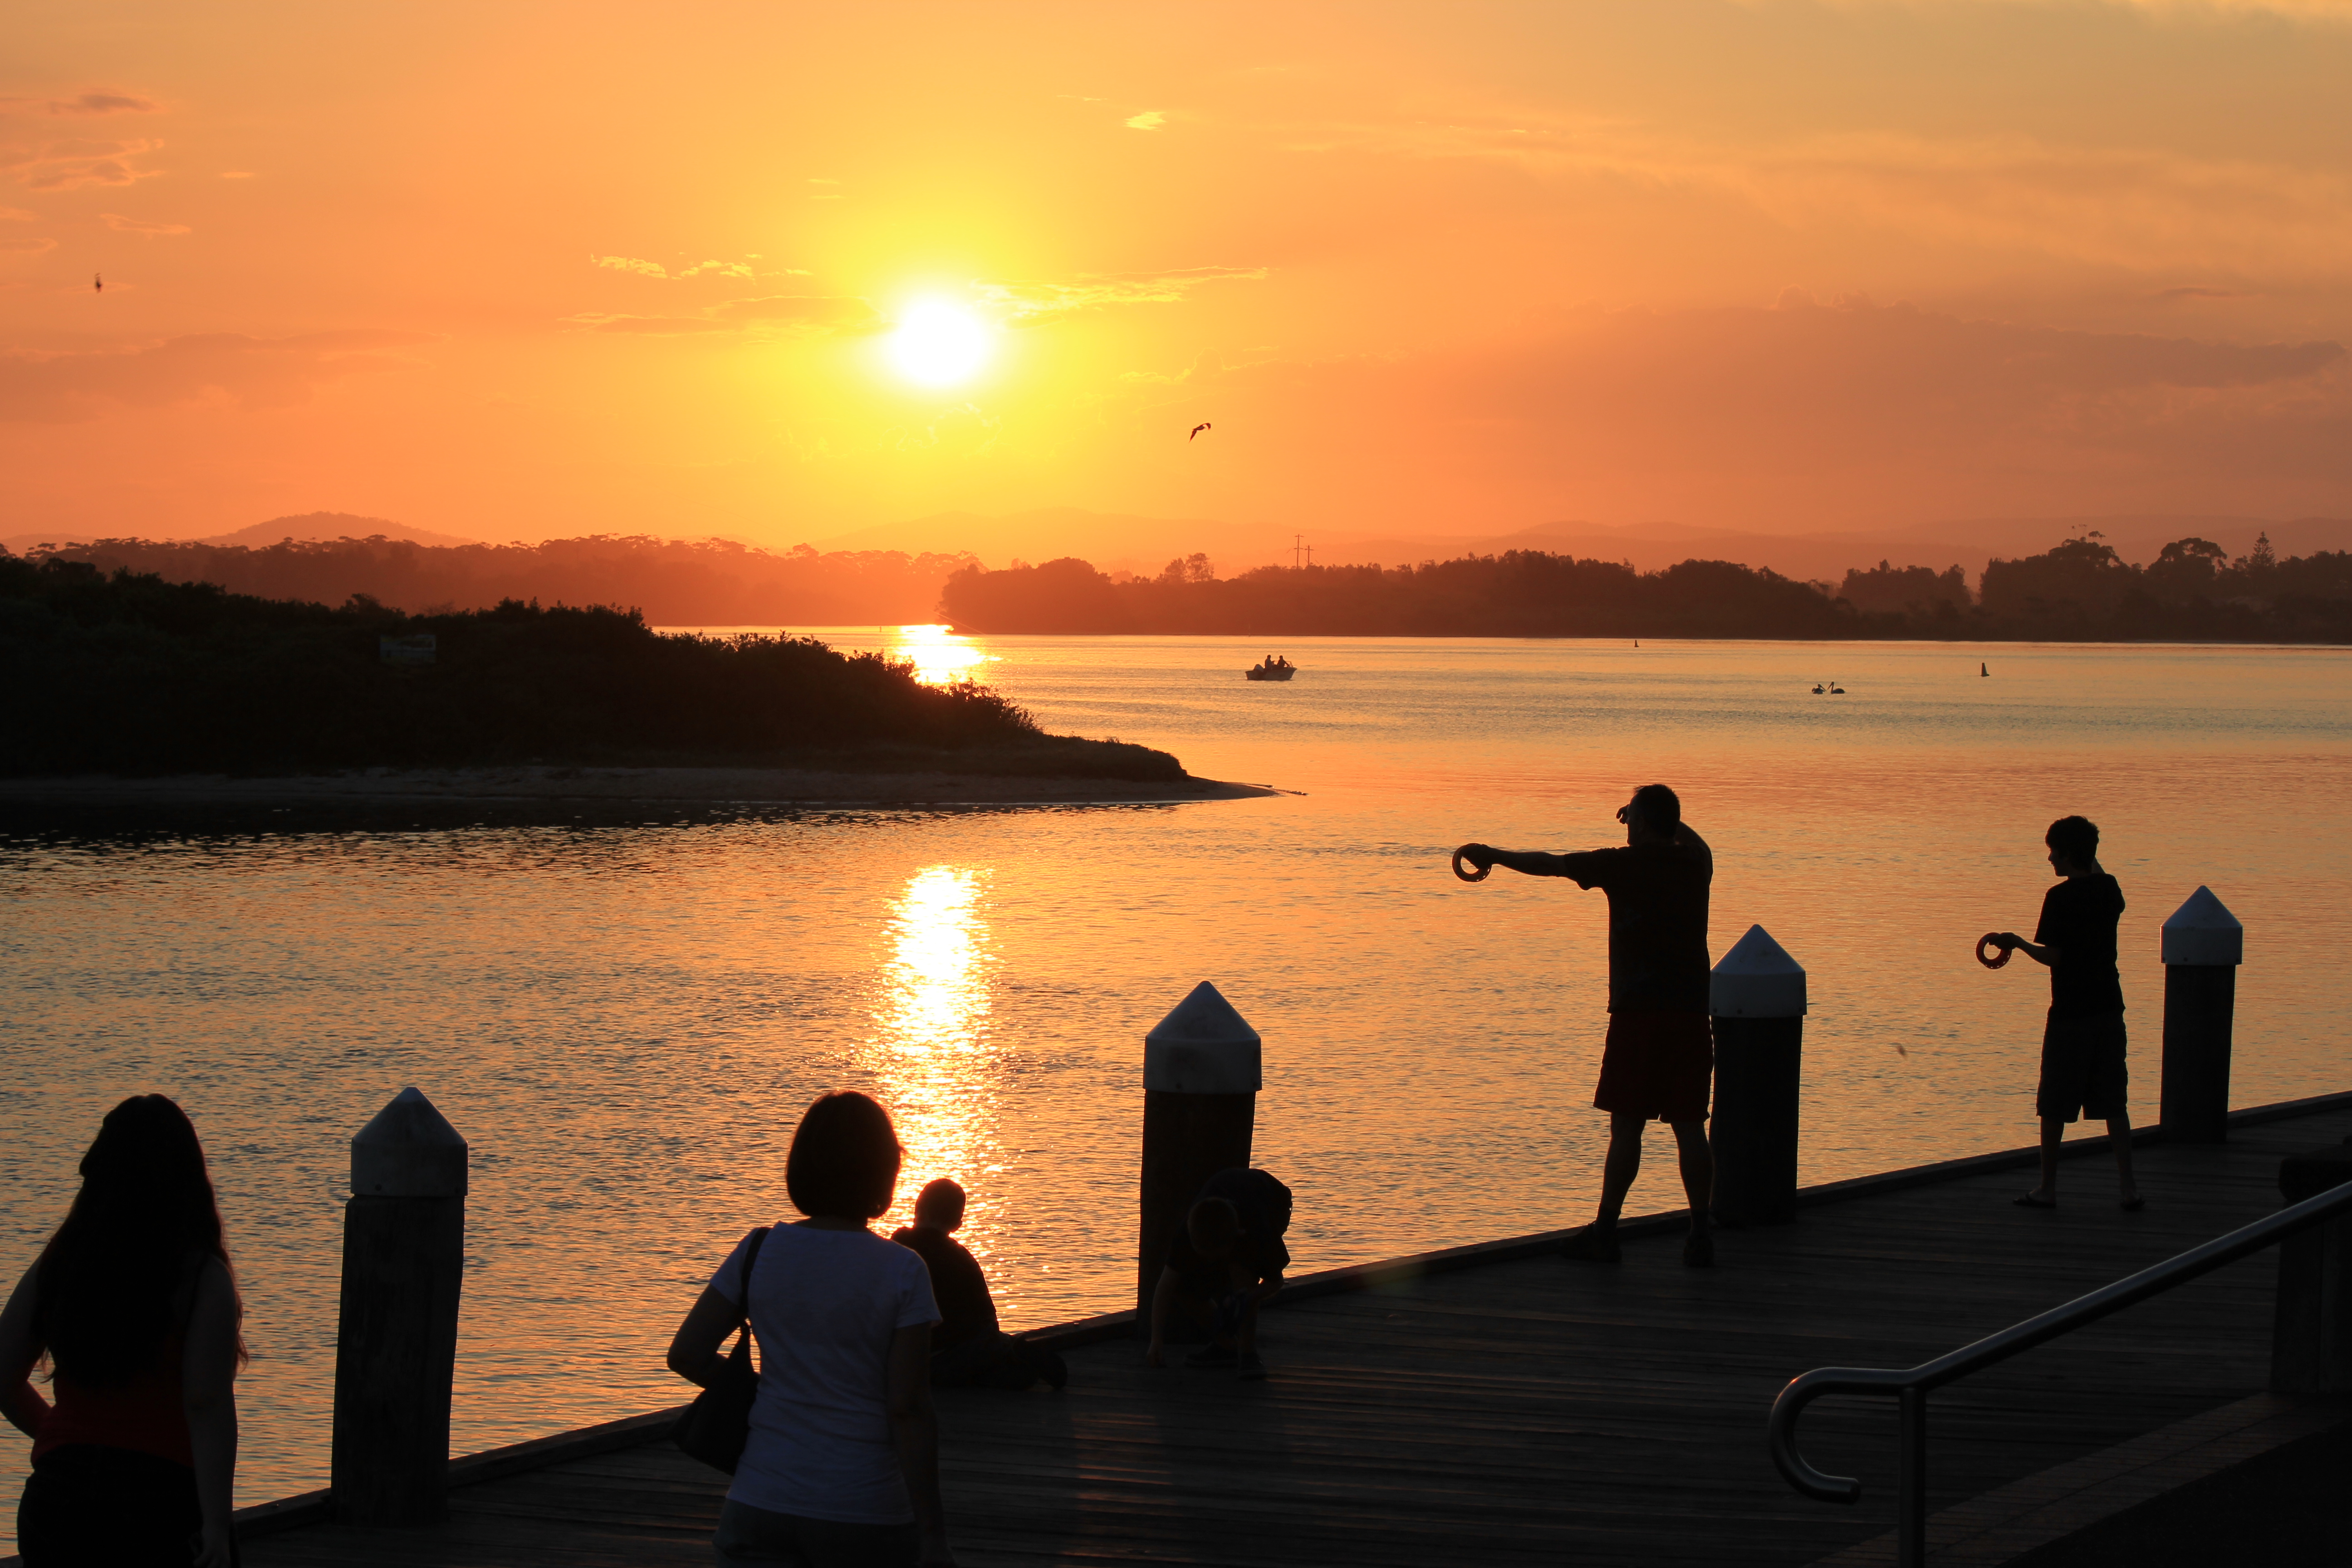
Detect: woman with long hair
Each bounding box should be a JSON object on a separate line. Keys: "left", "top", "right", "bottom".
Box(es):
{"left": 669, "top": 1091, "right": 954, "bottom": 1567}
{"left": 1, "top": 1095, "right": 245, "bottom": 1567}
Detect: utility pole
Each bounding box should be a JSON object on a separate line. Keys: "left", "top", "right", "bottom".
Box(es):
{"left": 1292, "top": 534, "right": 1313, "bottom": 569}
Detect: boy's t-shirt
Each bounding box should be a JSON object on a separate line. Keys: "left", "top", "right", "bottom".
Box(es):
{"left": 1166, "top": 1168, "right": 1294, "bottom": 1294}
{"left": 888, "top": 1225, "right": 998, "bottom": 1351}
{"left": 1559, "top": 838, "right": 1713, "bottom": 1013}
{"left": 2035, "top": 872, "right": 2127, "bottom": 1018}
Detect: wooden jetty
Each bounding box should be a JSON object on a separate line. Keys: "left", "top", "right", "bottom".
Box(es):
{"left": 172, "top": 1092, "right": 2351, "bottom": 1568}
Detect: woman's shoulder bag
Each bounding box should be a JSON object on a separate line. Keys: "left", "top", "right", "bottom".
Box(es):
{"left": 672, "top": 1225, "right": 770, "bottom": 1473}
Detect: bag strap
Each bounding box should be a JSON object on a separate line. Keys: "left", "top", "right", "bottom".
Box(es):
{"left": 730, "top": 1226, "right": 771, "bottom": 1344}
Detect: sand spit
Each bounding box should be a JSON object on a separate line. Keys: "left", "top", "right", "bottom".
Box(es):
{"left": 0, "top": 766, "right": 1281, "bottom": 813}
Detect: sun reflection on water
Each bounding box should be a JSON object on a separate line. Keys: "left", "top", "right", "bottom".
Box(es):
{"left": 866, "top": 866, "right": 1002, "bottom": 1239}
{"left": 887, "top": 623, "right": 993, "bottom": 686}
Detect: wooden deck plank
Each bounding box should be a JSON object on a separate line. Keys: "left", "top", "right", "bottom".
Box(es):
{"left": 224, "top": 1103, "right": 2349, "bottom": 1568}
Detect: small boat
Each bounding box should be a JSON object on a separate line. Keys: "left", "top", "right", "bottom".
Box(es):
{"left": 1245, "top": 655, "right": 1296, "bottom": 682}
{"left": 1980, "top": 662, "right": 1989, "bottom": 677}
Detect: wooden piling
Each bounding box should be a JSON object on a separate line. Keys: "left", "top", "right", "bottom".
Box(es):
{"left": 1710, "top": 925, "right": 1807, "bottom": 1226}
{"left": 2160, "top": 887, "right": 2243, "bottom": 1144}
{"left": 332, "top": 1087, "right": 469, "bottom": 1527}
{"left": 1137, "top": 982, "right": 1260, "bottom": 1321}
{"left": 2270, "top": 1142, "right": 2352, "bottom": 1395}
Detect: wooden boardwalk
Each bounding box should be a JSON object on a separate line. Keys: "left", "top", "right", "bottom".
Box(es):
{"left": 206, "top": 1100, "right": 2352, "bottom": 1565}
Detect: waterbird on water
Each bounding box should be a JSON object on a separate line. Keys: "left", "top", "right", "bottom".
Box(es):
{"left": 1189, "top": 422, "right": 1211, "bottom": 440}
{"left": 93, "top": 272, "right": 103, "bottom": 294}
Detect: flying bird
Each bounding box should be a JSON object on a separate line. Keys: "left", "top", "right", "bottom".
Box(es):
{"left": 93, "top": 272, "right": 103, "bottom": 294}
{"left": 1189, "top": 422, "right": 1210, "bottom": 441}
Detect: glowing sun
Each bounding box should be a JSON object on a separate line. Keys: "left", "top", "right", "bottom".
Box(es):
{"left": 887, "top": 299, "right": 992, "bottom": 387}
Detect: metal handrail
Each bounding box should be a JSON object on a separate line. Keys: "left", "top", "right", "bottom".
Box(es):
{"left": 1769, "top": 1176, "right": 2352, "bottom": 1568}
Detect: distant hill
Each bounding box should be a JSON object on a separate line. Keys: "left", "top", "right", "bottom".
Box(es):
{"left": 199, "top": 512, "right": 485, "bottom": 549}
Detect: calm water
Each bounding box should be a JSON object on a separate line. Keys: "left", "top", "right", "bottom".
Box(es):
{"left": 4, "top": 634, "right": 2350, "bottom": 1533}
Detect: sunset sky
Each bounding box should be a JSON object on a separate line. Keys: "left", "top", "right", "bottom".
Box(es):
{"left": 5, "top": 0, "right": 2350, "bottom": 551}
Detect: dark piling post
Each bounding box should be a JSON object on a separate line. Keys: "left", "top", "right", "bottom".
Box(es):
{"left": 2270, "top": 1142, "right": 2352, "bottom": 1395}
{"left": 1137, "top": 982, "right": 1261, "bottom": 1322}
{"left": 1709, "top": 925, "right": 1807, "bottom": 1227}
{"left": 332, "top": 1087, "right": 468, "bottom": 1526}
{"left": 2160, "top": 886, "right": 2242, "bottom": 1144}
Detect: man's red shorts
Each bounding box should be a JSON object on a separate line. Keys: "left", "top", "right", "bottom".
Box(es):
{"left": 1592, "top": 1011, "right": 1714, "bottom": 1123}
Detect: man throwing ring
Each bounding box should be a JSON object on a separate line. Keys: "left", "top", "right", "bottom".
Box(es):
{"left": 1456, "top": 783, "right": 1717, "bottom": 1267}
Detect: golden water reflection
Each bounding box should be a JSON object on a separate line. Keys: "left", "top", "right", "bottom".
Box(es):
{"left": 887, "top": 623, "right": 994, "bottom": 686}
{"left": 867, "top": 866, "right": 1002, "bottom": 1240}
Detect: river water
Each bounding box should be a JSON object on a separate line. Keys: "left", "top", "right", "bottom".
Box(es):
{"left": 3, "top": 633, "right": 2348, "bottom": 1530}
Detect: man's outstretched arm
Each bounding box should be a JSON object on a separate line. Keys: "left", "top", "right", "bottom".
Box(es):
{"left": 1457, "top": 843, "right": 1583, "bottom": 878}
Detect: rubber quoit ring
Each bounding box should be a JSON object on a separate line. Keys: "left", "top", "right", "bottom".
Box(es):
{"left": 1452, "top": 848, "right": 1491, "bottom": 883}
{"left": 1977, "top": 933, "right": 2011, "bottom": 969}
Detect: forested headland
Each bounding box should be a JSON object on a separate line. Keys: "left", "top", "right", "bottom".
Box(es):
{"left": 13, "top": 533, "right": 973, "bottom": 627}
{"left": 0, "top": 556, "right": 1179, "bottom": 779}
{"left": 939, "top": 535, "right": 2352, "bottom": 642}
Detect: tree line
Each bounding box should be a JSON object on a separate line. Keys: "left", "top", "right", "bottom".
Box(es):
{"left": 7, "top": 533, "right": 975, "bottom": 627}
{"left": 939, "top": 534, "right": 2352, "bottom": 642}
{"left": 0, "top": 556, "right": 1180, "bottom": 779}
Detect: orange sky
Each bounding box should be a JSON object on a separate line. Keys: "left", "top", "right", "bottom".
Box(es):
{"left": 5, "top": 0, "right": 2350, "bottom": 550}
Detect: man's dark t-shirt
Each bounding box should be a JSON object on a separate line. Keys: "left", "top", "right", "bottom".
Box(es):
{"left": 1165, "top": 1168, "right": 1294, "bottom": 1295}
{"left": 889, "top": 1227, "right": 998, "bottom": 1351}
{"left": 1560, "top": 838, "right": 1714, "bottom": 1013}
{"left": 2035, "top": 873, "right": 2126, "bottom": 1018}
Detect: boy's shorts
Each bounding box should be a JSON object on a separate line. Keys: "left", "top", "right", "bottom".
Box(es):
{"left": 1593, "top": 1011, "right": 1714, "bottom": 1123}
{"left": 2037, "top": 1011, "right": 2128, "bottom": 1122}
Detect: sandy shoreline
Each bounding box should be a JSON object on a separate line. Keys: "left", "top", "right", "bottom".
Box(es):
{"left": 0, "top": 766, "right": 1282, "bottom": 812}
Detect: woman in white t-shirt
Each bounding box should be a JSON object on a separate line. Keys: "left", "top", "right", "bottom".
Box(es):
{"left": 668, "top": 1092, "right": 952, "bottom": 1566}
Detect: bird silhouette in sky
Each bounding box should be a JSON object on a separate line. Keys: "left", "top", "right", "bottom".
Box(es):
{"left": 93, "top": 272, "right": 103, "bottom": 294}
{"left": 1189, "top": 422, "right": 1210, "bottom": 440}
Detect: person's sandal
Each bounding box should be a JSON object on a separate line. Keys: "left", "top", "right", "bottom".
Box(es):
{"left": 1682, "top": 1230, "right": 1715, "bottom": 1269}
{"left": 2012, "top": 1192, "right": 2057, "bottom": 1209}
{"left": 1559, "top": 1225, "right": 1622, "bottom": 1263}
{"left": 2120, "top": 1196, "right": 2147, "bottom": 1212}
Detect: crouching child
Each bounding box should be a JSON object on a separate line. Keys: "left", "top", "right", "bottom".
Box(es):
{"left": 1144, "top": 1167, "right": 1292, "bottom": 1382}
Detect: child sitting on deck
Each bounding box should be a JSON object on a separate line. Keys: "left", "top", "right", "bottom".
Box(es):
{"left": 1144, "top": 1167, "right": 1293, "bottom": 1381}
{"left": 890, "top": 1179, "right": 1068, "bottom": 1391}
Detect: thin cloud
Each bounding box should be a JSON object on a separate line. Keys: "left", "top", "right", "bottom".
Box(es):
{"left": 564, "top": 294, "right": 878, "bottom": 336}
{"left": 0, "top": 330, "right": 431, "bottom": 423}
{"left": 101, "top": 212, "right": 191, "bottom": 237}
{"left": 592, "top": 254, "right": 670, "bottom": 278}
{"left": 6, "top": 137, "right": 166, "bottom": 190}
{"left": 2153, "top": 285, "right": 2250, "bottom": 301}
{"left": 0, "top": 207, "right": 32, "bottom": 221}
{"left": 218, "top": 170, "right": 256, "bottom": 180}
{"left": 0, "top": 91, "right": 159, "bottom": 117}
{"left": 590, "top": 255, "right": 756, "bottom": 279}
{"left": 1126, "top": 111, "right": 1166, "bottom": 131}
{"left": 976, "top": 265, "right": 1267, "bottom": 324}
{"left": 677, "top": 259, "right": 752, "bottom": 279}
{"left": 0, "top": 235, "right": 56, "bottom": 255}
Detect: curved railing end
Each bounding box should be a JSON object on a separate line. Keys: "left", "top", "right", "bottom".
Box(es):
{"left": 1768, "top": 1368, "right": 1888, "bottom": 1505}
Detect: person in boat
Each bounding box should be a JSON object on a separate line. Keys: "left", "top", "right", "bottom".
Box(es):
{"left": 0, "top": 1095, "right": 246, "bottom": 1568}
{"left": 1454, "top": 784, "right": 1717, "bottom": 1268}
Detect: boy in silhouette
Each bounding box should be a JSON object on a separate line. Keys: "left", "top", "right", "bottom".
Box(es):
{"left": 1987, "top": 816, "right": 2144, "bottom": 1211}
{"left": 890, "top": 1179, "right": 1067, "bottom": 1390}
{"left": 1144, "top": 1167, "right": 1292, "bottom": 1381}
{"left": 1456, "top": 783, "right": 1717, "bottom": 1267}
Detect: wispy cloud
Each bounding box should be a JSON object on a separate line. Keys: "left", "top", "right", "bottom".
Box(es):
{"left": 591, "top": 254, "right": 757, "bottom": 279}
{"left": 976, "top": 265, "right": 1266, "bottom": 324}
{"left": 0, "top": 235, "right": 55, "bottom": 255}
{"left": 0, "top": 206, "right": 33, "bottom": 221}
{"left": 2153, "top": 285, "right": 2250, "bottom": 301}
{"left": 564, "top": 294, "right": 878, "bottom": 336}
{"left": 101, "top": 212, "right": 190, "bottom": 237}
{"left": 0, "top": 330, "right": 431, "bottom": 423}
{"left": 0, "top": 91, "right": 159, "bottom": 117}
{"left": 808, "top": 177, "right": 843, "bottom": 201}
{"left": 1126, "top": 111, "right": 1166, "bottom": 131}
{"left": 5, "top": 137, "right": 166, "bottom": 190}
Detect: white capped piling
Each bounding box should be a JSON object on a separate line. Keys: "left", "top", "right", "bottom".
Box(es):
{"left": 332, "top": 1087, "right": 468, "bottom": 1526}
{"left": 1710, "top": 926, "right": 1807, "bottom": 1227}
{"left": 1137, "top": 983, "right": 1261, "bottom": 1320}
{"left": 2271, "top": 1143, "right": 2352, "bottom": 1394}
{"left": 2160, "top": 887, "right": 2243, "bottom": 1144}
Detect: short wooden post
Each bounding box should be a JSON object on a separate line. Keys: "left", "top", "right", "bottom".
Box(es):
{"left": 1709, "top": 925, "right": 1806, "bottom": 1227}
{"left": 2270, "top": 1142, "right": 2352, "bottom": 1394}
{"left": 332, "top": 1087, "right": 468, "bottom": 1526}
{"left": 1137, "top": 982, "right": 1260, "bottom": 1322}
{"left": 2160, "top": 887, "right": 2242, "bottom": 1144}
